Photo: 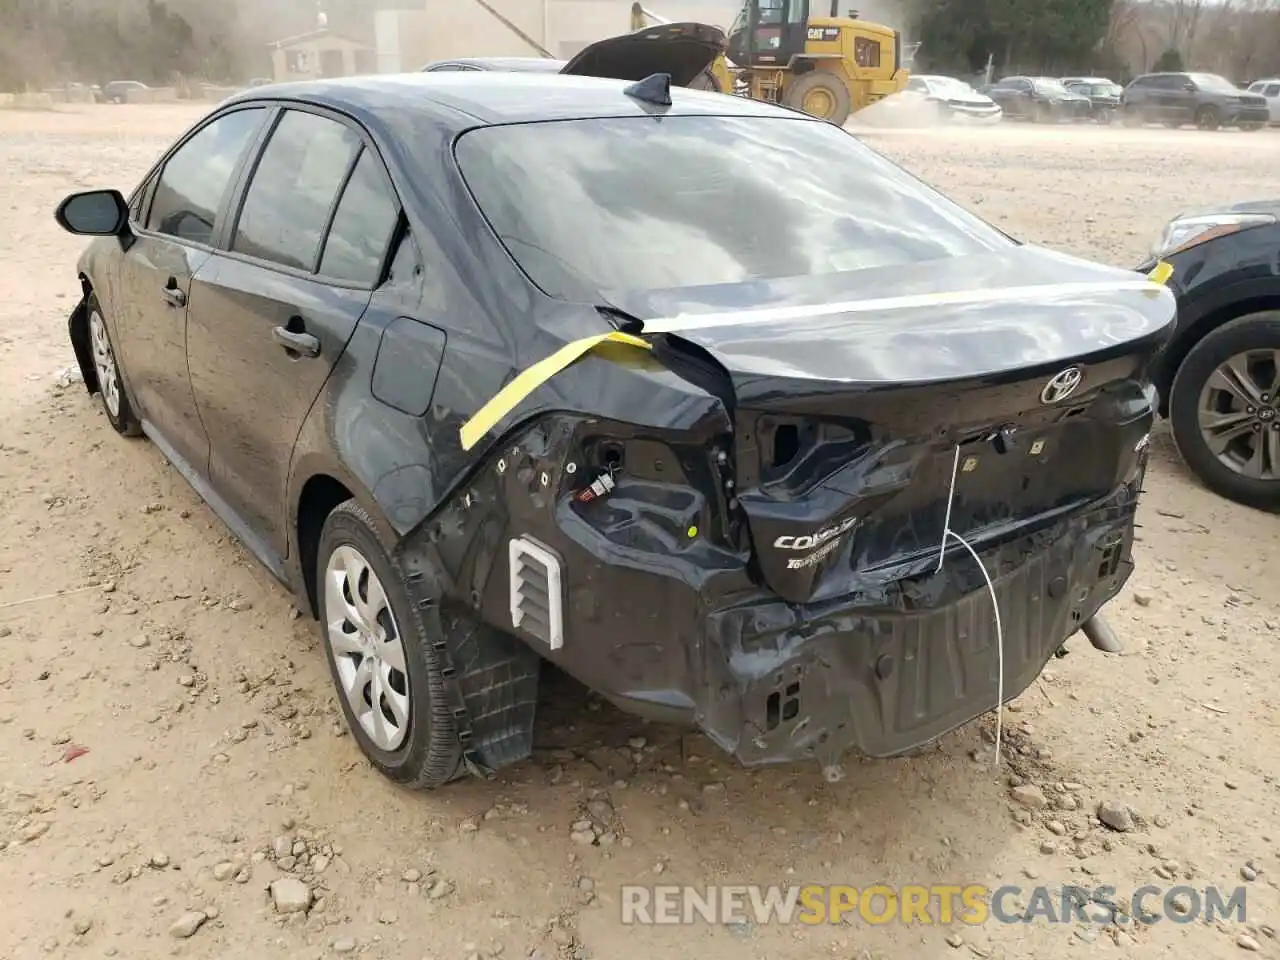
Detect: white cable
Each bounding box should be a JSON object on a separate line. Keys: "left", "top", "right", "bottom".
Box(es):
{"left": 934, "top": 444, "right": 1005, "bottom": 767}
{"left": 936, "top": 444, "right": 960, "bottom": 573}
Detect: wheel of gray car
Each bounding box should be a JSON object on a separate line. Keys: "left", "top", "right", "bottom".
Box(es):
{"left": 1195, "top": 105, "right": 1220, "bottom": 130}
{"left": 85, "top": 294, "right": 142, "bottom": 437}
{"left": 1169, "top": 311, "right": 1280, "bottom": 512}
{"left": 1238, "top": 122, "right": 1264, "bottom": 132}
{"left": 317, "top": 499, "right": 468, "bottom": 788}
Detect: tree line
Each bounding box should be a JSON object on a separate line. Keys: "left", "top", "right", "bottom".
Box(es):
{"left": 913, "top": 0, "right": 1280, "bottom": 83}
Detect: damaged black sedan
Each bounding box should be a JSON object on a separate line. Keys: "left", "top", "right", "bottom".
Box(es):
{"left": 54, "top": 65, "right": 1176, "bottom": 789}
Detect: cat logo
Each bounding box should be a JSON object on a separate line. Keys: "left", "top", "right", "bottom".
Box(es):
{"left": 806, "top": 26, "right": 824, "bottom": 40}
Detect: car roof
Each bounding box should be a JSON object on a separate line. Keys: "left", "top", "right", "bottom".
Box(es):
{"left": 426, "top": 56, "right": 567, "bottom": 72}
{"left": 219, "top": 71, "right": 806, "bottom": 133}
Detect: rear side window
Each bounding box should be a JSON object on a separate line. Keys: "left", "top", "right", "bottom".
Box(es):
{"left": 454, "top": 115, "right": 1012, "bottom": 300}
{"left": 318, "top": 148, "right": 401, "bottom": 285}
{"left": 233, "top": 109, "right": 362, "bottom": 271}
{"left": 147, "top": 107, "right": 266, "bottom": 245}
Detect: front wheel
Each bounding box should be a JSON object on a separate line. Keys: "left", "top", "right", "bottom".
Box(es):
{"left": 1169, "top": 311, "right": 1280, "bottom": 512}
{"left": 783, "top": 71, "right": 852, "bottom": 126}
{"left": 86, "top": 295, "right": 141, "bottom": 436}
{"left": 317, "top": 500, "right": 465, "bottom": 788}
{"left": 1195, "top": 105, "right": 1220, "bottom": 130}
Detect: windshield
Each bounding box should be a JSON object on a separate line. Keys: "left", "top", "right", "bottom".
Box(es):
{"left": 454, "top": 115, "right": 1013, "bottom": 301}
{"left": 1190, "top": 72, "right": 1240, "bottom": 92}
{"left": 1033, "top": 79, "right": 1070, "bottom": 95}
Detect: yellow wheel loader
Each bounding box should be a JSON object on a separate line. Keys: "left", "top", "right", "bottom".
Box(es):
{"left": 632, "top": 1, "right": 911, "bottom": 125}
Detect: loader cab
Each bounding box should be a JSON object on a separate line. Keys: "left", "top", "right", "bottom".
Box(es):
{"left": 727, "top": 0, "right": 813, "bottom": 66}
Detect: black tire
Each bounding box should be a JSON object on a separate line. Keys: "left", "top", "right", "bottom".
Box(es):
{"left": 784, "top": 70, "right": 852, "bottom": 125}
{"left": 85, "top": 293, "right": 142, "bottom": 437}
{"left": 1238, "top": 121, "right": 1263, "bottom": 132}
{"left": 1121, "top": 105, "right": 1143, "bottom": 126}
{"left": 1195, "top": 104, "right": 1220, "bottom": 130}
{"left": 1169, "top": 311, "right": 1280, "bottom": 512}
{"left": 316, "top": 500, "right": 465, "bottom": 788}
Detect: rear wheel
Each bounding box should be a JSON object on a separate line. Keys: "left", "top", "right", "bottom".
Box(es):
{"left": 317, "top": 500, "right": 465, "bottom": 788}
{"left": 1169, "top": 311, "right": 1280, "bottom": 512}
{"left": 784, "top": 71, "right": 852, "bottom": 126}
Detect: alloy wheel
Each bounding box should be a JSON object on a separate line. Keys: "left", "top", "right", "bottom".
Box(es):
{"left": 324, "top": 544, "right": 411, "bottom": 751}
{"left": 1197, "top": 349, "right": 1280, "bottom": 481}
{"left": 88, "top": 308, "right": 121, "bottom": 419}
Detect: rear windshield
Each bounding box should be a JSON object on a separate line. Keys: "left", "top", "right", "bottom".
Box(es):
{"left": 453, "top": 114, "right": 1012, "bottom": 300}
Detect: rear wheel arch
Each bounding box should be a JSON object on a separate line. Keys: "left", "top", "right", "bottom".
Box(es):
{"left": 69, "top": 273, "right": 99, "bottom": 393}
{"left": 292, "top": 468, "right": 399, "bottom": 618}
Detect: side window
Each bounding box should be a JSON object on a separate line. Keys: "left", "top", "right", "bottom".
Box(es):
{"left": 318, "top": 148, "right": 402, "bottom": 285}
{"left": 854, "top": 37, "right": 880, "bottom": 68}
{"left": 428, "top": 64, "right": 461, "bottom": 71}
{"left": 232, "top": 109, "right": 362, "bottom": 271}
{"left": 1266, "top": 84, "right": 1280, "bottom": 97}
{"left": 147, "top": 107, "right": 266, "bottom": 246}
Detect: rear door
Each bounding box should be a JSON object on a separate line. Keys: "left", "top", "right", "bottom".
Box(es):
{"left": 183, "top": 106, "right": 402, "bottom": 558}
{"left": 112, "top": 106, "right": 269, "bottom": 470}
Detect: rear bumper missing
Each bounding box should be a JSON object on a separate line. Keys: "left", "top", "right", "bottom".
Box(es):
{"left": 410, "top": 412, "right": 1145, "bottom": 771}
{"left": 692, "top": 500, "right": 1135, "bottom": 765}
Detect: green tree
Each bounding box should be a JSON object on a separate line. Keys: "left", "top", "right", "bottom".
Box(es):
{"left": 1153, "top": 47, "right": 1185, "bottom": 71}
{"left": 914, "top": 0, "right": 1115, "bottom": 75}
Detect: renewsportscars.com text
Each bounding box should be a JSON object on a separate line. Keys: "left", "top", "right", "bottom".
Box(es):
{"left": 620, "top": 883, "right": 1248, "bottom": 926}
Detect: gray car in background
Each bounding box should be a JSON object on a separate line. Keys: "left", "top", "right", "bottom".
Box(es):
{"left": 1120, "top": 72, "right": 1268, "bottom": 130}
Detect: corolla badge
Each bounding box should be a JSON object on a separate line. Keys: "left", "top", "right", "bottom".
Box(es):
{"left": 1040, "top": 366, "right": 1083, "bottom": 404}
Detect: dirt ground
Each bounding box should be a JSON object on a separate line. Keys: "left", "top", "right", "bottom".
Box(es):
{"left": 1, "top": 102, "right": 1279, "bottom": 960}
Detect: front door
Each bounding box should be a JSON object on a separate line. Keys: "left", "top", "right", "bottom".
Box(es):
{"left": 112, "top": 106, "right": 269, "bottom": 470}
{"left": 185, "top": 108, "right": 401, "bottom": 558}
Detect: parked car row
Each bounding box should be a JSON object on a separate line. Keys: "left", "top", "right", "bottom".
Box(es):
{"left": 968, "top": 71, "right": 1270, "bottom": 130}
{"left": 1120, "top": 72, "right": 1269, "bottom": 130}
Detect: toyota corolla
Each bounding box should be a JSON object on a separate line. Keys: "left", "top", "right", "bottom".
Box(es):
{"left": 54, "top": 65, "right": 1176, "bottom": 788}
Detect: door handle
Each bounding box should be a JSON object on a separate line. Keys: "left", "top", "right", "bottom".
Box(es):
{"left": 272, "top": 324, "right": 321, "bottom": 358}
{"left": 160, "top": 284, "right": 186, "bottom": 308}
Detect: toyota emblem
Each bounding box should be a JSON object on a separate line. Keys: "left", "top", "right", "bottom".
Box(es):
{"left": 1040, "top": 367, "right": 1083, "bottom": 404}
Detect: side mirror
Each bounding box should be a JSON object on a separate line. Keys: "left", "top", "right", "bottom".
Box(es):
{"left": 54, "top": 189, "right": 129, "bottom": 237}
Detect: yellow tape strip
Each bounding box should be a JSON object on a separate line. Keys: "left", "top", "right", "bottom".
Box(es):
{"left": 459, "top": 331, "right": 652, "bottom": 451}
{"left": 1147, "top": 260, "right": 1173, "bottom": 285}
